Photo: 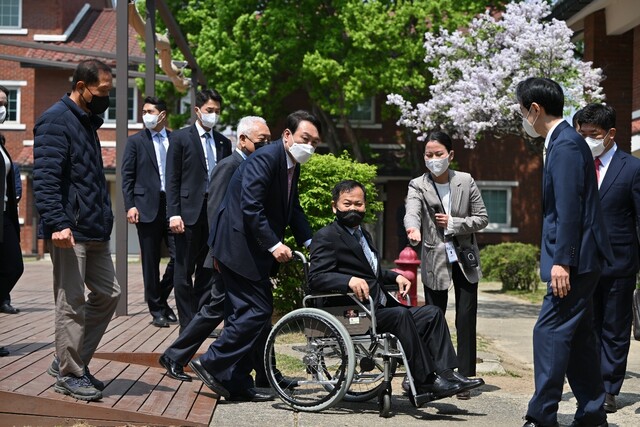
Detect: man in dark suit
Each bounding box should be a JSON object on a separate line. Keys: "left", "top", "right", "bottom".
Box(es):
{"left": 188, "top": 110, "right": 318, "bottom": 402}
{"left": 308, "top": 180, "right": 484, "bottom": 402}
{"left": 576, "top": 103, "right": 640, "bottom": 414}
{"left": 517, "top": 78, "right": 614, "bottom": 427}
{"left": 166, "top": 89, "right": 231, "bottom": 331}
{"left": 121, "top": 96, "right": 176, "bottom": 327}
{"left": 159, "top": 116, "right": 271, "bottom": 381}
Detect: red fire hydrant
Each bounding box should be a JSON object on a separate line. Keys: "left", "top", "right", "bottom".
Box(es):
{"left": 391, "top": 246, "right": 421, "bottom": 306}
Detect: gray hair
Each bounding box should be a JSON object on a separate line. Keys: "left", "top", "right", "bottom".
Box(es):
{"left": 236, "top": 116, "right": 267, "bottom": 147}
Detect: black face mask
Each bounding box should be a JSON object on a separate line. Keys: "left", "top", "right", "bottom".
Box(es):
{"left": 254, "top": 141, "right": 268, "bottom": 150}
{"left": 84, "top": 87, "right": 110, "bottom": 115}
{"left": 336, "top": 209, "right": 365, "bottom": 228}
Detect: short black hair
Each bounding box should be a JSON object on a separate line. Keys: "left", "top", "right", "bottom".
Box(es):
{"left": 0, "top": 84, "right": 8, "bottom": 98}
{"left": 285, "top": 110, "right": 322, "bottom": 138}
{"left": 71, "top": 59, "right": 112, "bottom": 91}
{"left": 572, "top": 108, "right": 582, "bottom": 128}
{"left": 144, "top": 96, "right": 167, "bottom": 113}
{"left": 195, "top": 89, "right": 223, "bottom": 108}
{"left": 515, "top": 77, "right": 564, "bottom": 117}
{"left": 426, "top": 130, "right": 453, "bottom": 152}
{"left": 332, "top": 180, "right": 367, "bottom": 203}
{"left": 577, "top": 103, "right": 616, "bottom": 131}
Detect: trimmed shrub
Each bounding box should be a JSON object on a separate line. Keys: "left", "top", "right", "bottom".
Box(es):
{"left": 272, "top": 151, "right": 382, "bottom": 315}
{"left": 480, "top": 242, "right": 540, "bottom": 292}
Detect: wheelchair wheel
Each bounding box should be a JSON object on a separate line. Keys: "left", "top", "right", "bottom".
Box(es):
{"left": 264, "top": 308, "right": 355, "bottom": 412}
{"left": 342, "top": 338, "right": 398, "bottom": 402}
{"left": 378, "top": 389, "right": 392, "bottom": 418}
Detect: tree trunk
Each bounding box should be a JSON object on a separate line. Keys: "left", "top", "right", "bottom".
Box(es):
{"left": 340, "top": 114, "right": 365, "bottom": 163}
{"left": 311, "top": 104, "right": 343, "bottom": 154}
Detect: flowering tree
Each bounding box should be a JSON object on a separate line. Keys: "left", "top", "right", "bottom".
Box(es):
{"left": 387, "top": 0, "right": 604, "bottom": 149}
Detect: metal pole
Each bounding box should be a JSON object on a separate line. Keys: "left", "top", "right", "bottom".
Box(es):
{"left": 115, "top": 0, "right": 129, "bottom": 315}
{"left": 145, "top": 0, "right": 156, "bottom": 97}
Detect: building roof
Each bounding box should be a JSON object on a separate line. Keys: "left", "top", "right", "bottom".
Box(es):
{"left": 24, "top": 8, "right": 143, "bottom": 66}
{"left": 551, "top": 0, "right": 596, "bottom": 21}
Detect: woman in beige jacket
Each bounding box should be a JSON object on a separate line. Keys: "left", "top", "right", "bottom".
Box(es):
{"left": 404, "top": 131, "right": 488, "bottom": 399}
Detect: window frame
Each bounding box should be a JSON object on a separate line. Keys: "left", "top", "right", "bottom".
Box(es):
{"left": 0, "top": 80, "right": 26, "bottom": 130}
{"left": 0, "top": 0, "right": 27, "bottom": 34}
{"left": 476, "top": 180, "right": 518, "bottom": 233}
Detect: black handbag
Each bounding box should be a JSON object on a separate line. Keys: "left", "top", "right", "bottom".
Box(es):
{"left": 633, "top": 288, "right": 640, "bottom": 341}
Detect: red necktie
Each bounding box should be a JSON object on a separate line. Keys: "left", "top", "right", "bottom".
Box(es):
{"left": 594, "top": 157, "right": 602, "bottom": 183}
{"left": 287, "top": 167, "right": 295, "bottom": 200}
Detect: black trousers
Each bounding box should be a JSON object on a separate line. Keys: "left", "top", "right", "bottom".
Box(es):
{"left": 424, "top": 262, "right": 478, "bottom": 376}
{"left": 375, "top": 302, "right": 457, "bottom": 386}
{"left": 135, "top": 203, "right": 175, "bottom": 319}
{"left": 173, "top": 204, "right": 213, "bottom": 331}
{"left": 0, "top": 211, "right": 23, "bottom": 305}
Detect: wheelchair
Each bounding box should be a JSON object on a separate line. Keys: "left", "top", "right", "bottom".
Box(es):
{"left": 263, "top": 252, "right": 440, "bottom": 418}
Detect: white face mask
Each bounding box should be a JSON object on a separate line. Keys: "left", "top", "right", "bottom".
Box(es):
{"left": 425, "top": 157, "right": 450, "bottom": 177}
{"left": 199, "top": 111, "right": 219, "bottom": 129}
{"left": 288, "top": 138, "right": 315, "bottom": 164}
{"left": 585, "top": 130, "right": 610, "bottom": 158}
{"left": 142, "top": 112, "right": 162, "bottom": 130}
{"left": 522, "top": 106, "right": 540, "bottom": 138}
{"left": 0, "top": 106, "right": 6, "bottom": 124}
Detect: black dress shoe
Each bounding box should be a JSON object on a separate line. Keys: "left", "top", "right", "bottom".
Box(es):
{"left": 603, "top": 393, "right": 616, "bottom": 413}
{"left": 522, "top": 417, "right": 559, "bottom": 427}
{"left": 448, "top": 370, "right": 485, "bottom": 390}
{"left": 0, "top": 346, "right": 9, "bottom": 357}
{"left": 164, "top": 310, "right": 178, "bottom": 323}
{"left": 152, "top": 316, "right": 169, "bottom": 328}
{"left": 0, "top": 304, "right": 19, "bottom": 314}
{"left": 188, "top": 358, "right": 230, "bottom": 399}
{"left": 418, "top": 374, "right": 463, "bottom": 399}
{"left": 159, "top": 354, "right": 191, "bottom": 382}
{"left": 227, "top": 388, "right": 275, "bottom": 402}
{"left": 569, "top": 420, "right": 608, "bottom": 427}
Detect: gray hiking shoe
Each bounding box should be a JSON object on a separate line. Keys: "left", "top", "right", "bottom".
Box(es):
{"left": 48, "top": 355, "right": 105, "bottom": 390}
{"left": 54, "top": 374, "right": 102, "bottom": 401}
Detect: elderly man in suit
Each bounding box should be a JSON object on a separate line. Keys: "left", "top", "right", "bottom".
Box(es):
{"left": 188, "top": 110, "right": 318, "bottom": 402}
{"left": 308, "top": 180, "right": 483, "bottom": 403}
{"left": 121, "top": 96, "right": 176, "bottom": 328}
{"left": 576, "top": 103, "right": 640, "bottom": 414}
{"left": 166, "top": 89, "right": 232, "bottom": 331}
{"left": 159, "top": 115, "right": 271, "bottom": 381}
{"left": 516, "top": 78, "right": 614, "bottom": 427}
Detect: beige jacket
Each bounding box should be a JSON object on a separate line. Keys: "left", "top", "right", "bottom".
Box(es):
{"left": 404, "top": 170, "right": 488, "bottom": 291}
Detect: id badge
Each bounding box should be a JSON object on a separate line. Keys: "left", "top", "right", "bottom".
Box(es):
{"left": 445, "top": 241, "right": 459, "bottom": 263}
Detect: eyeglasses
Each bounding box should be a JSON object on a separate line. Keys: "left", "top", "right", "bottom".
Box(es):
{"left": 245, "top": 135, "right": 271, "bottom": 145}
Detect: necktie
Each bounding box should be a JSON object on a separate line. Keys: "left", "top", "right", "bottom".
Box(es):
{"left": 354, "top": 228, "right": 385, "bottom": 306}
{"left": 155, "top": 133, "right": 167, "bottom": 191}
{"left": 204, "top": 132, "right": 216, "bottom": 181}
{"left": 594, "top": 157, "right": 602, "bottom": 184}
{"left": 287, "top": 167, "right": 295, "bottom": 200}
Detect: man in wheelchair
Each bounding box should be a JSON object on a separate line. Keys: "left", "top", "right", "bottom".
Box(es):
{"left": 308, "top": 180, "right": 484, "bottom": 401}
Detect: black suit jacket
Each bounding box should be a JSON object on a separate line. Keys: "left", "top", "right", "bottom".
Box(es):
{"left": 308, "top": 220, "right": 398, "bottom": 305}
{"left": 206, "top": 150, "right": 244, "bottom": 227}
{"left": 598, "top": 148, "right": 640, "bottom": 277}
{"left": 0, "top": 142, "right": 19, "bottom": 243}
{"left": 166, "top": 124, "right": 231, "bottom": 226}
{"left": 210, "top": 140, "right": 312, "bottom": 281}
{"left": 121, "top": 128, "right": 170, "bottom": 223}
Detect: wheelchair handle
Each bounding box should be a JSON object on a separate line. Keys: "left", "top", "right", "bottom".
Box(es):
{"left": 292, "top": 250, "right": 308, "bottom": 264}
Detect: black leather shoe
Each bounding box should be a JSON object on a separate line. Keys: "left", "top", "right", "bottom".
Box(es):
{"left": 159, "top": 354, "right": 191, "bottom": 382}
{"left": 152, "top": 316, "right": 169, "bottom": 328}
{"left": 0, "top": 304, "right": 19, "bottom": 314}
{"left": 0, "top": 346, "right": 9, "bottom": 357}
{"left": 255, "top": 371, "right": 298, "bottom": 389}
{"left": 522, "top": 417, "right": 559, "bottom": 427}
{"left": 165, "top": 310, "right": 178, "bottom": 323}
{"left": 418, "top": 374, "right": 463, "bottom": 399}
{"left": 603, "top": 393, "right": 616, "bottom": 413}
{"left": 569, "top": 420, "right": 608, "bottom": 427}
{"left": 227, "top": 388, "right": 275, "bottom": 402}
{"left": 188, "top": 358, "right": 230, "bottom": 398}
{"left": 448, "top": 370, "right": 485, "bottom": 390}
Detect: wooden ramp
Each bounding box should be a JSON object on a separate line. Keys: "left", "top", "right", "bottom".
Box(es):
{"left": 0, "top": 261, "right": 219, "bottom": 426}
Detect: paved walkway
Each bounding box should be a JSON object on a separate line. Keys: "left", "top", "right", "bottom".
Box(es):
{"left": 212, "top": 282, "right": 640, "bottom": 427}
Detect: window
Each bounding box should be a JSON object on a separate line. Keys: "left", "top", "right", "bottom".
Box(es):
{"left": 102, "top": 86, "right": 137, "bottom": 123}
{"left": 476, "top": 181, "right": 518, "bottom": 233}
{"left": 0, "top": 80, "right": 25, "bottom": 129}
{"left": 348, "top": 97, "right": 375, "bottom": 124}
{"left": 0, "top": 0, "right": 21, "bottom": 28}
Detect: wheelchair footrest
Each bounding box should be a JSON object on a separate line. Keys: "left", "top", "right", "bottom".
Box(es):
{"left": 413, "top": 392, "right": 437, "bottom": 407}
